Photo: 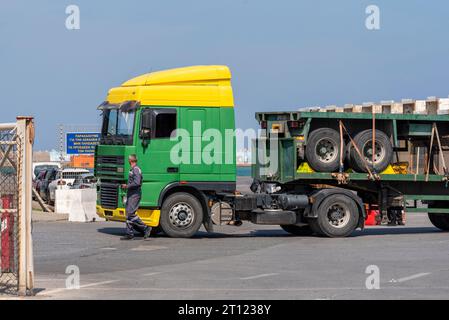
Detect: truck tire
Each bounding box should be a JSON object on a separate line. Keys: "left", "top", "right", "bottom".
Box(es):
{"left": 350, "top": 129, "right": 393, "bottom": 173}
{"left": 280, "top": 225, "right": 314, "bottom": 236}
{"left": 159, "top": 192, "right": 204, "bottom": 238}
{"left": 428, "top": 213, "right": 449, "bottom": 231}
{"left": 309, "top": 194, "right": 359, "bottom": 237}
{"left": 305, "top": 128, "right": 343, "bottom": 172}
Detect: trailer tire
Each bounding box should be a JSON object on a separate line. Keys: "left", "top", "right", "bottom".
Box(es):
{"left": 350, "top": 129, "right": 393, "bottom": 173}
{"left": 309, "top": 194, "right": 359, "bottom": 237}
{"left": 305, "top": 128, "right": 343, "bottom": 172}
{"left": 428, "top": 213, "right": 449, "bottom": 231}
{"left": 160, "top": 192, "right": 204, "bottom": 238}
{"left": 280, "top": 225, "right": 314, "bottom": 236}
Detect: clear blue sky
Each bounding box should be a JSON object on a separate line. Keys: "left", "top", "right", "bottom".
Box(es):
{"left": 1, "top": 0, "right": 449, "bottom": 150}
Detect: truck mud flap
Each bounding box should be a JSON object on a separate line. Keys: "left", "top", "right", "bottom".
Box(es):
{"left": 251, "top": 210, "right": 296, "bottom": 225}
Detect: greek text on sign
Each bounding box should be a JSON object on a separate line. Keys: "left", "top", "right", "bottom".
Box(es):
{"left": 66, "top": 133, "right": 100, "bottom": 154}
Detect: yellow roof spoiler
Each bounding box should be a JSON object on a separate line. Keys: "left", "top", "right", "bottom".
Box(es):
{"left": 106, "top": 65, "right": 234, "bottom": 107}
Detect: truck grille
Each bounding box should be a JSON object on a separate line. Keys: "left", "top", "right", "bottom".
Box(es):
{"left": 100, "top": 183, "right": 119, "bottom": 209}
{"left": 96, "top": 156, "right": 124, "bottom": 165}
{"left": 99, "top": 167, "right": 117, "bottom": 173}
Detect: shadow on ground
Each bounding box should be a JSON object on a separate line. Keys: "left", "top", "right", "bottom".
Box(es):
{"left": 97, "top": 226, "right": 445, "bottom": 239}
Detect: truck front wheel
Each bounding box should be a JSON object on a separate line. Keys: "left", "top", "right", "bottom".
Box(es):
{"left": 160, "top": 192, "right": 204, "bottom": 238}
{"left": 309, "top": 194, "right": 359, "bottom": 237}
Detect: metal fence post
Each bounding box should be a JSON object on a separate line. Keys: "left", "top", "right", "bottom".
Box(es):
{"left": 16, "top": 116, "right": 34, "bottom": 296}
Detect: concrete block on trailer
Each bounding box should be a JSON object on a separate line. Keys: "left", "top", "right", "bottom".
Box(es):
{"left": 351, "top": 104, "right": 363, "bottom": 113}
{"left": 402, "top": 99, "right": 415, "bottom": 114}
{"left": 380, "top": 100, "right": 394, "bottom": 114}
{"left": 343, "top": 104, "right": 354, "bottom": 112}
{"left": 438, "top": 98, "right": 449, "bottom": 114}
{"left": 391, "top": 102, "right": 404, "bottom": 114}
{"left": 325, "top": 105, "right": 337, "bottom": 112}
{"left": 318, "top": 107, "right": 327, "bottom": 112}
{"left": 414, "top": 100, "right": 427, "bottom": 114}
{"left": 425, "top": 97, "right": 439, "bottom": 115}
{"left": 361, "top": 102, "right": 382, "bottom": 113}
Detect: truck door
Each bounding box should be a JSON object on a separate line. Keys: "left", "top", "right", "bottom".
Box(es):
{"left": 136, "top": 108, "right": 179, "bottom": 206}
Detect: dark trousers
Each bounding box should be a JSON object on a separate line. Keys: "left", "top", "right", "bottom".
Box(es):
{"left": 125, "top": 194, "right": 150, "bottom": 236}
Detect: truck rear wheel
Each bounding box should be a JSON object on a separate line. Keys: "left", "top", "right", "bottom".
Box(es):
{"left": 280, "top": 225, "right": 314, "bottom": 236}
{"left": 305, "top": 128, "right": 343, "bottom": 172}
{"left": 160, "top": 192, "right": 204, "bottom": 238}
{"left": 428, "top": 213, "right": 449, "bottom": 231}
{"left": 309, "top": 194, "right": 359, "bottom": 237}
{"left": 349, "top": 129, "right": 393, "bottom": 173}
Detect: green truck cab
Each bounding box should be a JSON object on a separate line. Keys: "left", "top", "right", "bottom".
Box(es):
{"left": 95, "top": 66, "right": 237, "bottom": 237}
{"left": 96, "top": 65, "right": 449, "bottom": 238}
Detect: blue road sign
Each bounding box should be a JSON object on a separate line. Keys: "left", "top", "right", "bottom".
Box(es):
{"left": 66, "top": 132, "right": 100, "bottom": 154}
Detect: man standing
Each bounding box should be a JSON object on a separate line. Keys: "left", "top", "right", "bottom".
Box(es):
{"left": 120, "top": 154, "right": 152, "bottom": 240}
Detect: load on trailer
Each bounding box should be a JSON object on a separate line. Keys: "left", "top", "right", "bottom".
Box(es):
{"left": 95, "top": 65, "right": 449, "bottom": 238}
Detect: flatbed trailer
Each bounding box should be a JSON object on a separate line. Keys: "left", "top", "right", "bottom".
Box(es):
{"left": 236, "top": 110, "right": 449, "bottom": 236}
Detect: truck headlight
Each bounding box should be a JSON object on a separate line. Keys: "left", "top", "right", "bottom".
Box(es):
{"left": 122, "top": 195, "right": 127, "bottom": 205}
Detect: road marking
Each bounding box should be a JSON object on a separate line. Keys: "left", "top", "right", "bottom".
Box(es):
{"left": 101, "top": 247, "right": 117, "bottom": 251}
{"left": 131, "top": 245, "right": 167, "bottom": 252}
{"left": 143, "top": 272, "right": 164, "bottom": 277}
{"left": 44, "top": 279, "right": 119, "bottom": 295}
{"left": 390, "top": 272, "right": 431, "bottom": 283}
{"left": 240, "top": 273, "right": 279, "bottom": 280}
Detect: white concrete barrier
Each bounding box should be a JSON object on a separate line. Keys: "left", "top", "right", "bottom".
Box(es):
{"left": 55, "top": 189, "right": 104, "bottom": 222}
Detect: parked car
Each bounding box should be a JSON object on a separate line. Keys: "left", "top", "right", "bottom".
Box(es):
{"left": 39, "top": 168, "right": 58, "bottom": 202}
{"left": 70, "top": 173, "right": 97, "bottom": 189}
{"left": 32, "top": 169, "right": 48, "bottom": 199}
{"left": 48, "top": 168, "right": 90, "bottom": 204}
{"left": 33, "top": 162, "right": 60, "bottom": 179}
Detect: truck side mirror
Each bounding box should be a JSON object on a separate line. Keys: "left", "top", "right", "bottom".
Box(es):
{"left": 140, "top": 111, "right": 152, "bottom": 140}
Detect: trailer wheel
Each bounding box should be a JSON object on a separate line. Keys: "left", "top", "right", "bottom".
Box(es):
{"left": 159, "top": 192, "right": 204, "bottom": 238}
{"left": 428, "top": 213, "right": 449, "bottom": 231}
{"left": 309, "top": 194, "right": 359, "bottom": 237}
{"left": 350, "top": 129, "right": 393, "bottom": 173}
{"left": 305, "top": 128, "right": 343, "bottom": 172}
{"left": 280, "top": 225, "right": 314, "bottom": 236}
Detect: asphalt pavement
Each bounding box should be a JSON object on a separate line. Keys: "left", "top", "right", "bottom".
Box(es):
{"left": 29, "top": 210, "right": 449, "bottom": 300}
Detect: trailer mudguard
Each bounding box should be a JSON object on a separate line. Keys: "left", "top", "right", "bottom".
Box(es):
{"left": 305, "top": 188, "right": 366, "bottom": 229}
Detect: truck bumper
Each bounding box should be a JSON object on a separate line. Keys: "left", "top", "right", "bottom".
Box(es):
{"left": 96, "top": 205, "right": 161, "bottom": 227}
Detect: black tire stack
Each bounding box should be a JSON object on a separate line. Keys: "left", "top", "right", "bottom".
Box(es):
{"left": 305, "top": 127, "right": 393, "bottom": 173}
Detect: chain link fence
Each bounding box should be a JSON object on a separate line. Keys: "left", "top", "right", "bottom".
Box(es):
{"left": 0, "top": 126, "right": 20, "bottom": 295}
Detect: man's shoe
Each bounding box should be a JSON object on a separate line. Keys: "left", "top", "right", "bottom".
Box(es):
{"left": 143, "top": 228, "right": 152, "bottom": 240}
{"left": 120, "top": 235, "right": 134, "bottom": 240}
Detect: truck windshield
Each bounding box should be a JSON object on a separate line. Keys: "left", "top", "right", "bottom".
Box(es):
{"left": 101, "top": 108, "right": 135, "bottom": 145}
